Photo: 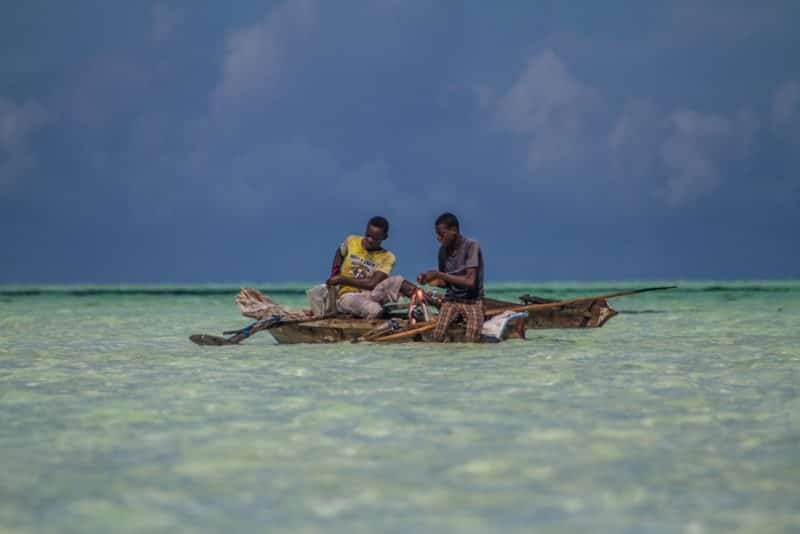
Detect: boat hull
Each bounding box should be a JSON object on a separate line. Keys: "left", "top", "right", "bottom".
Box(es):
{"left": 268, "top": 316, "right": 528, "bottom": 344}
{"left": 485, "top": 297, "right": 617, "bottom": 329}
{"left": 267, "top": 297, "right": 616, "bottom": 344}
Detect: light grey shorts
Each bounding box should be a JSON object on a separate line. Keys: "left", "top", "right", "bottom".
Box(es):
{"left": 337, "top": 275, "right": 405, "bottom": 318}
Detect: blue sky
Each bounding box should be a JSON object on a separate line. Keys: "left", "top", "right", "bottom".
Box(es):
{"left": 1, "top": 1, "right": 799, "bottom": 283}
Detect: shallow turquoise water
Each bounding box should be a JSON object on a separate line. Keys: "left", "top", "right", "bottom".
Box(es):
{"left": 1, "top": 281, "right": 798, "bottom": 533}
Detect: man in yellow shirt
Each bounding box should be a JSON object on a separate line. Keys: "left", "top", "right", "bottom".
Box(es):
{"left": 326, "top": 216, "right": 416, "bottom": 318}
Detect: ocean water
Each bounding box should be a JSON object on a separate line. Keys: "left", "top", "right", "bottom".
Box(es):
{"left": 0, "top": 281, "right": 798, "bottom": 533}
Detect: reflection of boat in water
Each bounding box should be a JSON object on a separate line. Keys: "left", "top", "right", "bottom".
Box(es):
{"left": 189, "top": 286, "right": 672, "bottom": 346}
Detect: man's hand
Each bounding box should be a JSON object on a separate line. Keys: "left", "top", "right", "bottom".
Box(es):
{"left": 423, "top": 290, "right": 442, "bottom": 306}
{"left": 417, "top": 271, "right": 441, "bottom": 285}
{"left": 326, "top": 275, "right": 343, "bottom": 287}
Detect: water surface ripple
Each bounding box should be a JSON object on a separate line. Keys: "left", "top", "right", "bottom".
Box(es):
{"left": 1, "top": 281, "right": 798, "bottom": 532}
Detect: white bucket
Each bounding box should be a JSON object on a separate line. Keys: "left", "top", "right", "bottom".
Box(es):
{"left": 306, "top": 284, "right": 337, "bottom": 317}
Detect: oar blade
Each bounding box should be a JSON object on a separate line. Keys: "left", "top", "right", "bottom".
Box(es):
{"left": 189, "top": 334, "right": 238, "bottom": 346}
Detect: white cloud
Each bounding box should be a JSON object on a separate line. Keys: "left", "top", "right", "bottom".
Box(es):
{"left": 611, "top": 105, "right": 757, "bottom": 206}
{"left": 661, "top": 112, "right": 727, "bottom": 204}
{"left": 211, "top": 0, "right": 317, "bottom": 112}
{"left": 490, "top": 51, "right": 764, "bottom": 206}
{"left": 664, "top": 110, "right": 757, "bottom": 204}
{"left": 493, "top": 49, "right": 605, "bottom": 172}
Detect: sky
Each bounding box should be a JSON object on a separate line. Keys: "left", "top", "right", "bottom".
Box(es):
{"left": 1, "top": 0, "right": 799, "bottom": 284}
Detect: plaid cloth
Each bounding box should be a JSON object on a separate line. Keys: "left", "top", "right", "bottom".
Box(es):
{"left": 432, "top": 298, "right": 484, "bottom": 342}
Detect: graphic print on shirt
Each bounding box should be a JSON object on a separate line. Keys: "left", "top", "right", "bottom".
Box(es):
{"left": 336, "top": 235, "right": 396, "bottom": 297}
{"left": 349, "top": 255, "right": 377, "bottom": 280}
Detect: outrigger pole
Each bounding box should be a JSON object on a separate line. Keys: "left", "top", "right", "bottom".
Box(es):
{"left": 370, "top": 286, "right": 676, "bottom": 343}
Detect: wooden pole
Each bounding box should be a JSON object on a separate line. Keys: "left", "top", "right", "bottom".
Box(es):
{"left": 371, "top": 286, "right": 675, "bottom": 343}
{"left": 372, "top": 320, "right": 437, "bottom": 342}
{"left": 483, "top": 286, "right": 676, "bottom": 318}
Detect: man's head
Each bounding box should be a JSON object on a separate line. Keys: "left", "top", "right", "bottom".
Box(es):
{"left": 435, "top": 212, "right": 460, "bottom": 248}
{"left": 363, "top": 216, "right": 390, "bottom": 251}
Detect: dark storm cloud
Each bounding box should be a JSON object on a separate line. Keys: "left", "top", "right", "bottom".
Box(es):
{"left": 1, "top": 0, "right": 798, "bottom": 283}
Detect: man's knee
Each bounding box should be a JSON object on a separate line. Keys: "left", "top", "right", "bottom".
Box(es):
{"left": 384, "top": 274, "right": 404, "bottom": 286}
{"left": 371, "top": 275, "right": 405, "bottom": 303}
{"left": 339, "top": 295, "right": 383, "bottom": 318}
{"left": 336, "top": 297, "right": 350, "bottom": 314}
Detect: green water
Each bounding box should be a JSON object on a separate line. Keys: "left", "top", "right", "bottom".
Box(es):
{"left": 1, "top": 281, "right": 798, "bottom": 533}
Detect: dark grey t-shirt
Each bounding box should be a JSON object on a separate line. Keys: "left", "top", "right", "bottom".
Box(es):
{"left": 438, "top": 236, "right": 484, "bottom": 301}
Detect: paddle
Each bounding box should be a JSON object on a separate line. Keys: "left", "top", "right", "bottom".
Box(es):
{"left": 371, "top": 320, "right": 438, "bottom": 342}
{"left": 351, "top": 319, "right": 403, "bottom": 343}
{"left": 370, "top": 286, "right": 675, "bottom": 343}
{"left": 189, "top": 313, "right": 336, "bottom": 346}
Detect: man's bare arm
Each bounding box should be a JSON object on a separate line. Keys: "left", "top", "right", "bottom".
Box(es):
{"left": 330, "top": 248, "right": 343, "bottom": 276}
{"left": 329, "top": 271, "right": 388, "bottom": 291}
{"left": 418, "top": 267, "right": 477, "bottom": 289}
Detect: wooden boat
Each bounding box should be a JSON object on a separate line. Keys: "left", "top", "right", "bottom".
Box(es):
{"left": 258, "top": 293, "right": 619, "bottom": 345}
{"left": 190, "top": 286, "right": 671, "bottom": 346}
{"left": 487, "top": 295, "right": 618, "bottom": 329}
{"left": 267, "top": 316, "right": 524, "bottom": 344}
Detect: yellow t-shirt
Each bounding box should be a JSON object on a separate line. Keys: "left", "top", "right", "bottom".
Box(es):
{"left": 338, "top": 235, "right": 396, "bottom": 296}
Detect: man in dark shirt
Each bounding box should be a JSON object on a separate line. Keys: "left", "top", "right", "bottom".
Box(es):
{"left": 417, "top": 212, "right": 485, "bottom": 342}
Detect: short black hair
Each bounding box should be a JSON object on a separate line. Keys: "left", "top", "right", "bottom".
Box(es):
{"left": 367, "top": 216, "right": 390, "bottom": 236}
{"left": 435, "top": 212, "right": 459, "bottom": 231}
